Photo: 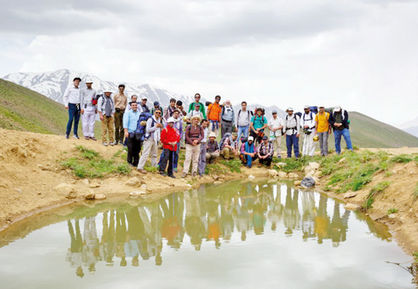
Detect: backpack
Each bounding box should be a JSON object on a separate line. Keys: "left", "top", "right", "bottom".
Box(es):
{"left": 309, "top": 106, "right": 318, "bottom": 114}
{"left": 303, "top": 111, "right": 314, "bottom": 122}
{"left": 100, "top": 96, "right": 114, "bottom": 113}
{"left": 134, "top": 112, "right": 153, "bottom": 141}
{"left": 92, "top": 94, "right": 102, "bottom": 106}
{"left": 237, "top": 109, "right": 253, "bottom": 121}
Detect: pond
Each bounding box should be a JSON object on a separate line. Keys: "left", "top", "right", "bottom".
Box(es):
{"left": 0, "top": 181, "right": 415, "bottom": 289}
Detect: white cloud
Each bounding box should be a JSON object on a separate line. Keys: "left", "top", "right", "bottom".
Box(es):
{"left": 1, "top": 0, "right": 417, "bottom": 124}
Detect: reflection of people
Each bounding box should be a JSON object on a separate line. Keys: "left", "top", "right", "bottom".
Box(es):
{"left": 67, "top": 220, "right": 84, "bottom": 277}
{"left": 83, "top": 217, "right": 99, "bottom": 272}
{"left": 314, "top": 195, "right": 330, "bottom": 244}
{"left": 283, "top": 187, "right": 301, "bottom": 235}
{"left": 184, "top": 190, "right": 206, "bottom": 250}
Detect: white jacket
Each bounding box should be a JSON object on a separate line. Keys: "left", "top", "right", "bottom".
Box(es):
{"left": 63, "top": 86, "right": 81, "bottom": 105}
{"left": 80, "top": 88, "right": 97, "bottom": 109}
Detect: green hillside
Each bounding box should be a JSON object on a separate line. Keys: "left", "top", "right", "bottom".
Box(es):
{"left": 0, "top": 79, "right": 67, "bottom": 134}
{"left": 349, "top": 112, "right": 418, "bottom": 148}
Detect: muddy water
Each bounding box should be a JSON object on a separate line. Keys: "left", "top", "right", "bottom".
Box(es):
{"left": 0, "top": 181, "right": 415, "bottom": 289}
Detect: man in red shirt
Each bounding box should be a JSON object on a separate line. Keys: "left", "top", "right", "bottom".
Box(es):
{"left": 160, "top": 117, "right": 181, "bottom": 178}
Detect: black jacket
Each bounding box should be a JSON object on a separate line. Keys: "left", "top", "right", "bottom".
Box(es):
{"left": 329, "top": 110, "right": 349, "bottom": 130}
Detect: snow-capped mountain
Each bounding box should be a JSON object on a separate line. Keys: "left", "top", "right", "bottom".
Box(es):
{"left": 398, "top": 116, "right": 418, "bottom": 138}
{"left": 2, "top": 68, "right": 285, "bottom": 118}
{"left": 2, "top": 68, "right": 189, "bottom": 105}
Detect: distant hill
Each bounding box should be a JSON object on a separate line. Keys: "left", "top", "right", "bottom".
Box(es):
{"left": 0, "top": 79, "right": 67, "bottom": 134}
{"left": 348, "top": 112, "right": 418, "bottom": 148}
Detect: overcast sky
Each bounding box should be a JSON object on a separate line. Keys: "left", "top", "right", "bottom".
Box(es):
{"left": 1, "top": 0, "right": 417, "bottom": 125}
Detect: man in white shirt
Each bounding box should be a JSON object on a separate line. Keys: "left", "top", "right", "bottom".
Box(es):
{"left": 63, "top": 77, "right": 82, "bottom": 139}
{"left": 236, "top": 101, "right": 252, "bottom": 141}
{"left": 301, "top": 106, "right": 317, "bottom": 157}
{"left": 283, "top": 107, "right": 301, "bottom": 158}
{"left": 268, "top": 111, "right": 284, "bottom": 158}
{"left": 80, "top": 79, "right": 97, "bottom": 140}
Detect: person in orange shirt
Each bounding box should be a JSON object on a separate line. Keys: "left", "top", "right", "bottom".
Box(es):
{"left": 207, "top": 95, "right": 222, "bottom": 135}
{"left": 315, "top": 106, "right": 330, "bottom": 156}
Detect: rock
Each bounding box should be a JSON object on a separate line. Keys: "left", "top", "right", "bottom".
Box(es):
{"left": 94, "top": 193, "right": 106, "bottom": 200}
{"left": 268, "top": 169, "right": 279, "bottom": 177}
{"left": 275, "top": 162, "right": 286, "bottom": 168}
{"left": 278, "top": 171, "right": 287, "bottom": 179}
{"left": 214, "top": 181, "right": 222, "bottom": 185}
{"left": 301, "top": 177, "right": 315, "bottom": 188}
{"left": 15, "top": 188, "right": 22, "bottom": 193}
{"left": 126, "top": 177, "right": 142, "bottom": 187}
{"left": 248, "top": 175, "right": 255, "bottom": 180}
{"left": 288, "top": 173, "right": 299, "bottom": 179}
{"left": 338, "top": 158, "right": 346, "bottom": 163}
{"left": 186, "top": 184, "right": 192, "bottom": 188}
{"left": 343, "top": 191, "right": 357, "bottom": 199}
{"left": 308, "top": 162, "right": 320, "bottom": 170}
{"left": 344, "top": 203, "right": 360, "bottom": 211}
{"left": 37, "top": 164, "right": 50, "bottom": 171}
{"left": 84, "top": 193, "right": 96, "bottom": 200}
{"left": 370, "top": 212, "right": 386, "bottom": 221}
{"left": 388, "top": 214, "right": 396, "bottom": 219}
{"left": 294, "top": 180, "right": 301, "bottom": 186}
{"left": 54, "top": 183, "right": 73, "bottom": 195}
{"left": 129, "top": 191, "right": 146, "bottom": 198}
{"left": 82, "top": 179, "right": 90, "bottom": 185}
{"left": 66, "top": 191, "right": 77, "bottom": 199}
{"left": 89, "top": 183, "right": 100, "bottom": 188}
{"left": 140, "top": 184, "right": 147, "bottom": 190}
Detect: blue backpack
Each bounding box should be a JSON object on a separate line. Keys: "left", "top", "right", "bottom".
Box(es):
{"left": 309, "top": 106, "right": 318, "bottom": 114}
{"left": 135, "top": 112, "right": 153, "bottom": 141}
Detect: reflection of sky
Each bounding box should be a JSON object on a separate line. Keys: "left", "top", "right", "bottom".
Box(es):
{"left": 0, "top": 182, "right": 414, "bottom": 289}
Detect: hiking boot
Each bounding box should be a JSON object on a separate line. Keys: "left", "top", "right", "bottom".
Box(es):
{"left": 103, "top": 142, "right": 108, "bottom": 146}
{"left": 181, "top": 173, "right": 187, "bottom": 178}
{"left": 110, "top": 141, "right": 117, "bottom": 146}
{"left": 119, "top": 141, "right": 124, "bottom": 145}
{"left": 168, "top": 174, "right": 176, "bottom": 179}
{"left": 192, "top": 172, "right": 197, "bottom": 177}
{"left": 73, "top": 135, "right": 80, "bottom": 139}
{"left": 90, "top": 137, "right": 97, "bottom": 141}
{"left": 85, "top": 136, "right": 90, "bottom": 140}
{"left": 66, "top": 134, "right": 69, "bottom": 139}
{"left": 159, "top": 171, "right": 167, "bottom": 176}
{"left": 138, "top": 169, "right": 147, "bottom": 174}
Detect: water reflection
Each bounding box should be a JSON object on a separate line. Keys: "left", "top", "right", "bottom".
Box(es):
{"left": 65, "top": 182, "right": 388, "bottom": 277}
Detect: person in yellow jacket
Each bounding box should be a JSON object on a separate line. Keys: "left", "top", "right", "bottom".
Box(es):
{"left": 315, "top": 106, "right": 330, "bottom": 156}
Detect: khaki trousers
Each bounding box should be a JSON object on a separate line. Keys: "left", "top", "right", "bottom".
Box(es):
{"left": 101, "top": 116, "right": 114, "bottom": 143}
{"left": 183, "top": 144, "right": 201, "bottom": 175}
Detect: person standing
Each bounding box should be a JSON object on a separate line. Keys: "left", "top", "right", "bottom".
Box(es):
{"left": 283, "top": 107, "right": 300, "bottom": 158}
{"left": 187, "top": 103, "right": 204, "bottom": 121}
{"left": 63, "top": 77, "right": 82, "bottom": 139}
{"left": 315, "top": 106, "right": 330, "bottom": 156}
{"left": 301, "top": 106, "right": 317, "bottom": 157}
{"left": 172, "top": 109, "right": 183, "bottom": 172}
{"left": 151, "top": 101, "right": 163, "bottom": 115}
{"left": 113, "top": 84, "right": 128, "bottom": 145}
{"left": 160, "top": 117, "right": 180, "bottom": 178}
{"left": 182, "top": 115, "right": 204, "bottom": 178}
{"left": 329, "top": 106, "right": 353, "bottom": 154}
{"left": 138, "top": 97, "right": 150, "bottom": 113}
{"left": 164, "top": 98, "right": 177, "bottom": 120}
{"left": 268, "top": 110, "right": 284, "bottom": 158}
{"left": 176, "top": 100, "right": 187, "bottom": 118}
{"left": 198, "top": 119, "right": 209, "bottom": 176}
{"left": 80, "top": 79, "right": 97, "bottom": 141}
{"left": 137, "top": 108, "right": 164, "bottom": 173}
{"left": 125, "top": 95, "right": 138, "bottom": 112}
{"left": 220, "top": 100, "right": 235, "bottom": 137}
{"left": 237, "top": 101, "right": 252, "bottom": 141}
{"left": 250, "top": 108, "right": 268, "bottom": 144}
{"left": 188, "top": 93, "right": 206, "bottom": 119}
{"left": 207, "top": 95, "right": 222, "bottom": 135}
{"left": 123, "top": 101, "right": 141, "bottom": 166}
{"left": 257, "top": 136, "right": 274, "bottom": 166}
{"left": 98, "top": 90, "right": 116, "bottom": 146}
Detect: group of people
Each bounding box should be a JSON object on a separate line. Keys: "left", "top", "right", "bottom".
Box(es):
{"left": 63, "top": 77, "right": 354, "bottom": 178}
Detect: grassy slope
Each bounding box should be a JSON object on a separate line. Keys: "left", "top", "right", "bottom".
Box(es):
{"left": 0, "top": 79, "right": 67, "bottom": 134}
{"left": 349, "top": 112, "right": 418, "bottom": 148}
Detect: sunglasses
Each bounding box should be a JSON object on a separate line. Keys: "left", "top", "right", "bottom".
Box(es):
{"left": 156, "top": 112, "right": 161, "bottom": 114}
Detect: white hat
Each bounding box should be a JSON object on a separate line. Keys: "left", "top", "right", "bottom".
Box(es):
{"left": 104, "top": 89, "right": 112, "bottom": 93}
{"left": 191, "top": 115, "right": 201, "bottom": 120}
{"left": 85, "top": 79, "right": 93, "bottom": 83}
{"left": 209, "top": 132, "right": 217, "bottom": 138}
{"left": 167, "top": 117, "right": 175, "bottom": 123}
{"left": 141, "top": 96, "right": 148, "bottom": 100}
{"left": 286, "top": 107, "right": 294, "bottom": 112}
{"left": 334, "top": 106, "right": 341, "bottom": 112}
{"left": 304, "top": 105, "right": 310, "bottom": 109}
{"left": 248, "top": 136, "right": 254, "bottom": 141}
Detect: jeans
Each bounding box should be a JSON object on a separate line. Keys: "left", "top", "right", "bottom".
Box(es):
{"left": 209, "top": 120, "right": 219, "bottom": 133}
{"left": 241, "top": 154, "right": 257, "bottom": 168}
{"left": 317, "top": 131, "right": 329, "bottom": 156}
{"left": 174, "top": 141, "right": 180, "bottom": 169}
{"left": 221, "top": 120, "right": 233, "bottom": 137}
{"left": 66, "top": 103, "right": 80, "bottom": 136}
{"left": 159, "top": 148, "right": 174, "bottom": 176}
{"left": 259, "top": 155, "right": 273, "bottom": 166}
{"left": 198, "top": 142, "right": 207, "bottom": 175}
{"left": 334, "top": 128, "right": 353, "bottom": 154}
{"left": 286, "top": 134, "right": 300, "bottom": 158}
{"left": 237, "top": 125, "right": 249, "bottom": 141}
{"left": 114, "top": 110, "right": 124, "bottom": 143}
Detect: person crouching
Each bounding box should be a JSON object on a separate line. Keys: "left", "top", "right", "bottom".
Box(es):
{"left": 160, "top": 117, "right": 180, "bottom": 178}
{"left": 240, "top": 136, "right": 257, "bottom": 168}
{"left": 257, "top": 135, "right": 274, "bottom": 167}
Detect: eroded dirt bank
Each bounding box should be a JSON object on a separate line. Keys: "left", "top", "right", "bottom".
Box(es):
{"left": 0, "top": 128, "right": 417, "bottom": 258}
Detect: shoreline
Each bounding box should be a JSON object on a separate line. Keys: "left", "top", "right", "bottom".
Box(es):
{"left": 0, "top": 128, "right": 416, "bottom": 259}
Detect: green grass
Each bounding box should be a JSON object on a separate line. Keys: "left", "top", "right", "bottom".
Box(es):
{"left": 387, "top": 208, "right": 398, "bottom": 215}
{"left": 61, "top": 145, "right": 131, "bottom": 178}
{"left": 390, "top": 154, "right": 413, "bottom": 163}
{"left": 220, "top": 158, "right": 242, "bottom": 173}
{"left": 363, "top": 181, "right": 391, "bottom": 210}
